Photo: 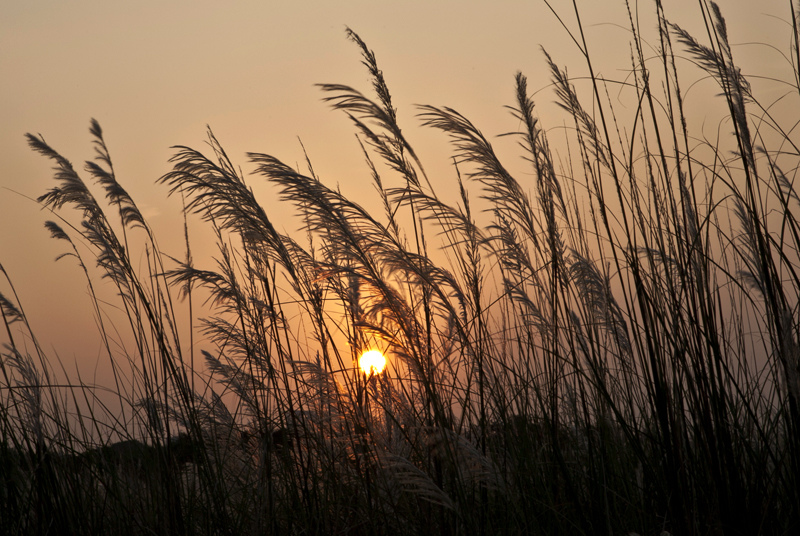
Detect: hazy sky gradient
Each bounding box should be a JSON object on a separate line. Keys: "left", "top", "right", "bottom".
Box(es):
{"left": 0, "top": 0, "right": 791, "bottom": 376}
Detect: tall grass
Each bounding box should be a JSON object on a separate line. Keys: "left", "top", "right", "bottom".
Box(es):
{"left": 2, "top": 1, "right": 800, "bottom": 534}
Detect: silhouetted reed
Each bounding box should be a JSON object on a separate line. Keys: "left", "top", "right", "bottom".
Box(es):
{"left": 3, "top": 1, "right": 800, "bottom": 534}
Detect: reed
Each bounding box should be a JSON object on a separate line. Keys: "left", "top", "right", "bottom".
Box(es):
{"left": 2, "top": 1, "right": 799, "bottom": 534}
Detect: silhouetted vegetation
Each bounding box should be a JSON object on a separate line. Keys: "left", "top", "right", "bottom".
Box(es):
{"left": 3, "top": 1, "right": 800, "bottom": 534}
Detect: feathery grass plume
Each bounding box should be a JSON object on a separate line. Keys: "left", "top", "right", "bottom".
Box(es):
{"left": 86, "top": 119, "right": 146, "bottom": 231}
{"left": 671, "top": 3, "right": 755, "bottom": 172}
{"left": 568, "top": 250, "right": 631, "bottom": 357}
{"left": 0, "top": 292, "right": 24, "bottom": 326}
{"left": 203, "top": 350, "right": 260, "bottom": 418}
{"left": 418, "top": 105, "right": 542, "bottom": 249}
{"left": 42, "top": 220, "right": 90, "bottom": 272}
{"left": 732, "top": 197, "right": 767, "bottom": 296}
{"left": 320, "top": 29, "right": 430, "bottom": 192}
{"left": 506, "top": 72, "right": 567, "bottom": 220}
{"left": 28, "top": 133, "right": 102, "bottom": 219}
{"left": 346, "top": 28, "right": 397, "bottom": 130}
{"left": 542, "top": 48, "right": 610, "bottom": 172}
{"left": 160, "top": 130, "right": 317, "bottom": 324}
{"left": 42, "top": 219, "right": 71, "bottom": 243}
{"left": 379, "top": 452, "right": 456, "bottom": 511}
{"left": 507, "top": 72, "right": 570, "bottom": 257}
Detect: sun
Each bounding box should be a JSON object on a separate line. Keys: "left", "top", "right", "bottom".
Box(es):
{"left": 359, "top": 350, "right": 386, "bottom": 376}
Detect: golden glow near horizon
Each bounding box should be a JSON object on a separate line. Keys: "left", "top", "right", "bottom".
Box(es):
{"left": 359, "top": 350, "right": 386, "bottom": 376}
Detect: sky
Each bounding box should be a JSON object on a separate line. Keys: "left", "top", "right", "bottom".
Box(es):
{"left": 0, "top": 0, "right": 792, "bottom": 384}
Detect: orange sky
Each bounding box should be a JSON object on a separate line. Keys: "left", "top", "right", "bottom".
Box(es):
{"left": 0, "top": 0, "right": 791, "bottom": 381}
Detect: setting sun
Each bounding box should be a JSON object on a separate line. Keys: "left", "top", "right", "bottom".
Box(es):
{"left": 359, "top": 350, "right": 386, "bottom": 376}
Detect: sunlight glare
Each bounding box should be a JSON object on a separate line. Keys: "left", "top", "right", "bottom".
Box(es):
{"left": 359, "top": 350, "right": 386, "bottom": 376}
